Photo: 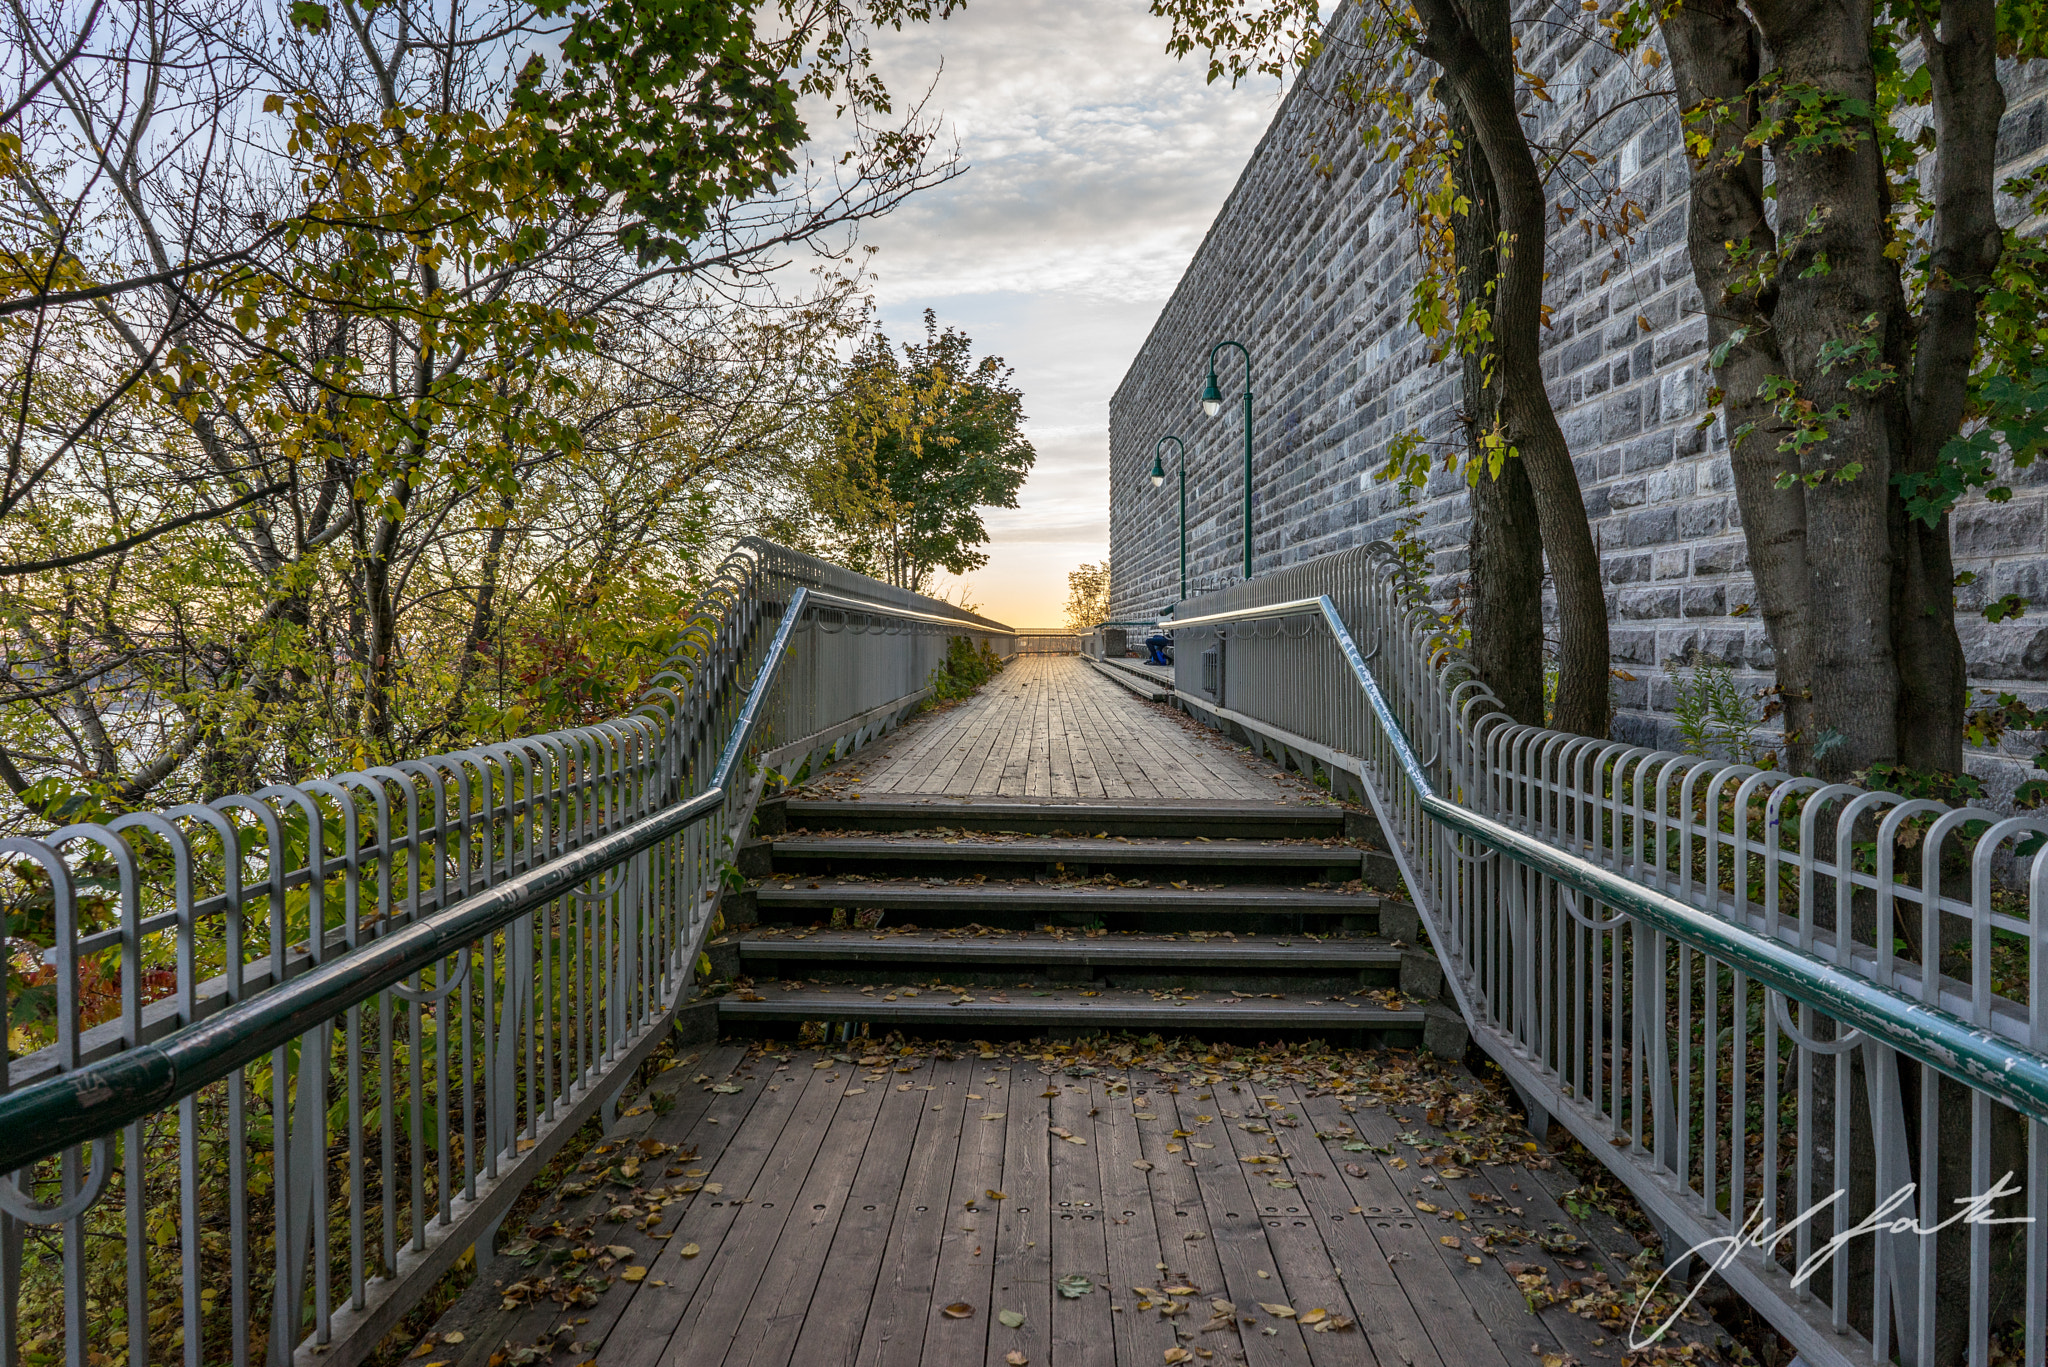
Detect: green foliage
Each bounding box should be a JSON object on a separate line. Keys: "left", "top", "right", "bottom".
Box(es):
{"left": 1666, "top": 651, "right": 1761, "bottom": 763}
{"left": 928, "top": 634, "right": 1004, "bottom": 703}
{"left": 808, "top": 312, "right": 1035, "bottom": 591}
{"left": 1065, "top": 560, "right": 1112, "bottom": 630}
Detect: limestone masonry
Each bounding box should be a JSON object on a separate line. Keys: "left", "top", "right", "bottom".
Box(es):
{"left": 1107, "top": 7, "right": 2048, "bottom": 794}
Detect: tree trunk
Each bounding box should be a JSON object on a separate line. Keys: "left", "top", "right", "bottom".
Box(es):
{"left": 1662, "top": 0, "right": 1818, "bottom": 770}
{"left": 1414, "top": 0, "right": 1611, "bottom": 738}
{"left": 1446, "top": 79, "right": 1545, "bottom": 727}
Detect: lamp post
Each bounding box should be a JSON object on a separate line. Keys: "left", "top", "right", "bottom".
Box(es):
{"left": 1199, "top": 339, "right": 1254, "bottom": 580}
{"left": 1150, "top": 435, "right": 1188, "bottom": 602}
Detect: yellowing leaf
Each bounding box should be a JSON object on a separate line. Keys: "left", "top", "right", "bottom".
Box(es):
{"left": 605, "top": 1245, "right": 634, "bottom": 1259}
{"left": 998, "top": 1309, "right": 1026, "bottom": 1328}
{"left": 441, "top": 1334, "right": 465, "bottom": 1345}
{"left": 1165, "top": 1350, "right": 1193, "bottom": 1364}
{"left": 987, "top": 1190, "right": 1008, "bottom": 1201}
{"left": 620, "top": 1267, "right": 647, "bottom": 1282}
{"left": 1006, "top": 1353, "right": 1028, "bottom": 1365}
{"left": 1297, "top": 1308, "right": 1327, "bottom": 1325}
{"left": 1439, "top": 1236, "right": 1462, "bottom": 1248}
{"left": 1258, "top": 1302, "right": 1296, "bottom": 1318}
{"left": 679, "top": 1243, "right": 701, "bottom": 1258}
{"left": 1132, "top": 1160, "right": 1154, "bottom": 1171}
{"left": 943, "top": 1303, "right": 975, "bottom": 1319}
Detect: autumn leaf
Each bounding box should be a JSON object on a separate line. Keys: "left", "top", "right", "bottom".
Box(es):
{"left": 942, "top": 1303, "right": 974, "bottom": 1319}
{"left": 1132, "top": 1159, "right": 1154, "bottom": 1171}
{"left": 1006, "top": 1353, "right": 1028, "bottom": 1365}
{"left": 1056, "top": 1273, "right": 1095, "bottom": 1298}
{"left": 998, "top": 1309, "right": 1026, "bottom": 1328}
{"left": 620, "top": 1266, "right": 647, "bottom": 1282}
{"left": 1258, "top": 1302, "right": 1295, "bottom": 1318}
{"left": 1164, "top": 1350, "right": 1192, "bottom": 1364}
{"left": 604, "top": 1245, "right": 634, "bottom": 1259}
{"left": 679, "top": 1243, "right": 701, "bottom": 1258}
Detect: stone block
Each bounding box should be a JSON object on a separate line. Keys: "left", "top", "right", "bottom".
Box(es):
{"left": 1621, "top": 587, "right": 1681, "bottom": 619}
{"left": 1953, "top": 502, "right": 2045, "bottom": 557}
{"left": 1626, "top": 507, "right": 1679, "bottom": 546}
{"left": 1682, "top": 584, "right": 1726, "bottom": 616}
{"left": 1694, "top": 538, "right": 1748, "bottom": 575}
{"left": 1654, "top": 548, "right": 1690, "bottom": 579}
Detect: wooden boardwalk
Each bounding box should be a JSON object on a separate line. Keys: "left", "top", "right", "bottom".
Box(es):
{"left": 423, "top": 1042, "right": 1713, "bottom": 1367}
{"left": 802, "top": 655, "right": 1303, "bottom": 803}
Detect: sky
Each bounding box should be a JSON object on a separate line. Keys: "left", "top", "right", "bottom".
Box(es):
{"left": 830, "top": 1, "right": 1286, "bottom": 628}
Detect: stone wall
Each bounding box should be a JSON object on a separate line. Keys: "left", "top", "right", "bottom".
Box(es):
{"left": 1107, "top": 7, "right": 2048, "bottom": 792}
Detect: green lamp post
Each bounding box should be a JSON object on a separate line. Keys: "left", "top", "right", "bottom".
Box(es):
{"left": 1200, "top": 339, "right": 1254, "bottom": 580}
{"left": 1149, "top": 435, "right": 1188, "bottom": 602}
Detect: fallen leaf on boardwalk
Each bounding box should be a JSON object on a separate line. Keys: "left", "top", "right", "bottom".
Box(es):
{"left": 1056, "top": 1273, "right": 1095, "bottom": 1298}
{"left": 1466, "top": 1256, "right": 1484, "bottom": 1265}
{"left": 1042, "top": 1088, "right": 1060, "bottom": 1098}
{"left": 702, "top": 1183, "right": 723, "bottom": 1195}
{"left": 998, "top": 1310, "right": 1026, "bottom": 1328}
{"left": 1006, "top": 1353, "right": 1028, "bottom": 1365}
{"left": 442, "top": 1334, "right": 465, "bottom": 1345}
{"left": 981, "top": 1112, "right": 1005, "bottom": 1121}
{"left": 1541, "top": 1356, "right": 1567, "bottom": 1367}
{"left": 1269, "top": 1179, "right": 1297, "bottom": 1188}
{"left": 711, "top": 1083, "right": 744, "bottom": 1093}
{"left": 1312, "top": 1316, "right": 1354, "bottom": 1333}
{"left": 1439, "top": 1235, "right": 1461, "bottom": 1249}
{"left": 1343, "top": 1164, "right": 1369, "bottom": 1178}
{"left": 1165, "top": 1350, "right": 1193, "bottom": 1364}
{"left": 986, "top": 1190, "right": 1008, "bottom": 1200}
{"left": 1163, "top": 1285, "right": 1198, "bottom": 1295}
{"left": 604, "top": 1245, "right": 634, "bottom": 1259}
{"left": 942, "top": 1303, "right": 974, "bottom": 1318}
{"left": 1258, "top": 1303, "right": 1295, "bottom": 1318}
{"left": 1210, "top": 1299, "right": 1235, "bottom": 1315}
{"left": 1297, "top": 1308, "right": 1326, "bottom": 1325}
{"left": 679, "top": 1243, "right": 701, "bottom": 1258}
{"left": 1132, "top": 1160, "right": 1154, "bottom": 1171}
{"left": 1049, "top": 1127, "right": 1086, "bottom": 1145}
{"left": 1415, "top": 1201, "right": 1439, "bottom": 1213}
{"left": 619, "top": 1267, "right": 647, "bottom": 1282}
{"left": 1390, "top": 1157, "right": 1408, "bottom": 1169}
{"left": 845, "top": 1088, "right": 866, "bottom": 1095}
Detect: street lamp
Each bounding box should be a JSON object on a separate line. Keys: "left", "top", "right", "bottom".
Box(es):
{"left": 1150, "top": 435, "right": 1188, "bottom": 602}
{"left": 1200, "top": 339, "right": 1254, "bottom": 579}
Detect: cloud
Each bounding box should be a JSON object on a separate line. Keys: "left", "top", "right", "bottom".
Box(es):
{"left": 810, "top": 0, "right": 1283, "bottom": 626}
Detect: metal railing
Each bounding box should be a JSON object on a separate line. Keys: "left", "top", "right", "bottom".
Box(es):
{"left": 0, "top": 538, "right": 1013, "bottom": 1367}
{"left": 1166, "top": 543, "right": 2046, "bottom": 1367}
{"left": 1013, "top": 633, "right": 1084, "bottom": 655}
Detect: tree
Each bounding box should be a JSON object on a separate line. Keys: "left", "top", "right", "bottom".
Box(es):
{"left": 1152, "top": 0, "right": 1616, "bottom": 737}
{"left": 810, "top": 311, "right": 1035, "bottom": 591}
{"left": 1627, "top": 0, "right": 2047, "bottom": 780}
{"left": 1066, "top": 559, "right": 1112, "bottom": 630}
{"left": 0, "top": 0, "right": 960, "bottom": 823}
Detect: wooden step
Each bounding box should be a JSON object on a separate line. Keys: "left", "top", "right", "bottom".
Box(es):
{"left": 714, "top": 982, "right": 1421, "bottom": 1035}
{"left": 765, "top": 836, "right": 1365, "bottom": 884}
{"left": 774, "top": 798, "right": 1343, "bottom": 840}
{"left": 748, "top": 879, "right": 1409, "bottom": 938}
{"left": 733, "top": 929, "right": 1400, "bottom": 970}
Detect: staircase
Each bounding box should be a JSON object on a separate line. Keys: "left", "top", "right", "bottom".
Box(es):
{"left": 708, "top": 796, "right": 1433, "bottom": 1048}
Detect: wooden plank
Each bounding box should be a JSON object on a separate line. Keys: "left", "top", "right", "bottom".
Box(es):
{"left": 919, "top": 1060, "right": 1009, "bottom": 1364}
{"left": 595, "top": 1057, "right": 822, "bottom": 1367}
{"left": 853, "top": 1057, "right": 975, "bottom": 1367}
{"left": 1132, "top": 1081, "right": 1248, "bottom": 1365}
{"left": 659, "top": 1054, "right": 870, "bottom": 1364}
{"left": 779, "top": 1059, "right": 940, "bottom": 1363}
{"left": 990, "top": 1061, "right": 1054, "bottom": 1367}
{"left": 1266, "top": 1088, "right": 1449, "bottom": 1367}
{"left": 1203, "top": 1085, "right": 1376, "bottom": 1367}
{"left": 1166, "top": 1083, "right": 1318, "bottom": 1367}
{"left": 429, "top": 1047, "right": 748, "bottom": 1367}
{"left": 1093, "top": 1078, "right": 1183, "bottom": 1365}
{"left": 1295, "top": 1092, "right": 1527, "bottom": 1367}
{"left": 1045, "top": 1078, "right": 1115, "bottom": 1367}
{"left": 723, "top": 1058, "right": 903, "bottom": 1367}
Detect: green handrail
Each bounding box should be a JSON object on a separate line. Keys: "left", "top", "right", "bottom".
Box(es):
{"left": 1170, "top": 593, "right": 2048, "bottom": 1125}
{"left": 0, "top": 584, "right": 822, "bottom": 1175}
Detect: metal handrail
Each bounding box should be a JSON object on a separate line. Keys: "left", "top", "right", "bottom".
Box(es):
{"left": 1250, "top": 593, "right": 2048, "bottom": 1124}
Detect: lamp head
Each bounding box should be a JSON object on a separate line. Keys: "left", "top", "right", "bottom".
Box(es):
{"left": 1199, "top": 370, "right": 1224, "bottom": 418}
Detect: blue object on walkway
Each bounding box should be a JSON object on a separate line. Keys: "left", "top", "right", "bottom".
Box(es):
{"left": 1145, "top": 632, "right": 1173, "bottom": 666}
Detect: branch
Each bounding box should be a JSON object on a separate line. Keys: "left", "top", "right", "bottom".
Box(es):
{"left": 0, "top": 228, "right": 283, "bottom": 318}
{"left": 0, "top": 480, "right": 291, "bottom": 576}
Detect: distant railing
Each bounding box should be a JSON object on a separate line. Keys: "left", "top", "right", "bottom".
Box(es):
{"left": 0, "top": 538, "right": 1013, "bottom": 1367}
{"left": 1014, "top": 633, "right": 1084, "bottom": 655}
{"left": 1166, "top": 543, "right": 2046, "bottom": 1367}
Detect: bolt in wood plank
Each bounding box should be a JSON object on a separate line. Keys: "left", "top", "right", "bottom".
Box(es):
{"left": 594, "top": 1056, "right": 824, "bottom": 1367}
{"left": 658, "top": 1054, "right": 873, "bottom": 1364}
{"left": 919, "top": 1059, "right": 1012, "bottom": 1364}
{"left": 1294, "top": 1092, "right": 1527, "bottom": 1367}
{"left": 1093, "top": 1077, "right": 1183, "bottom": 1365}
{"left": 991, "top": 1062, "right": 1055, "bottom": 1367}
{"left": 723, "top": 1058, "right": 905, "bottom": 1367}
{"left": 1165, "top": 1082, "right": 1318, "bottom": 1367}
{"left": 853, "top": 1057, "right": 977, "bottom": 1367}
{"left": 1046, "top": 1078, "right": 1116, "bottom": 1367}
